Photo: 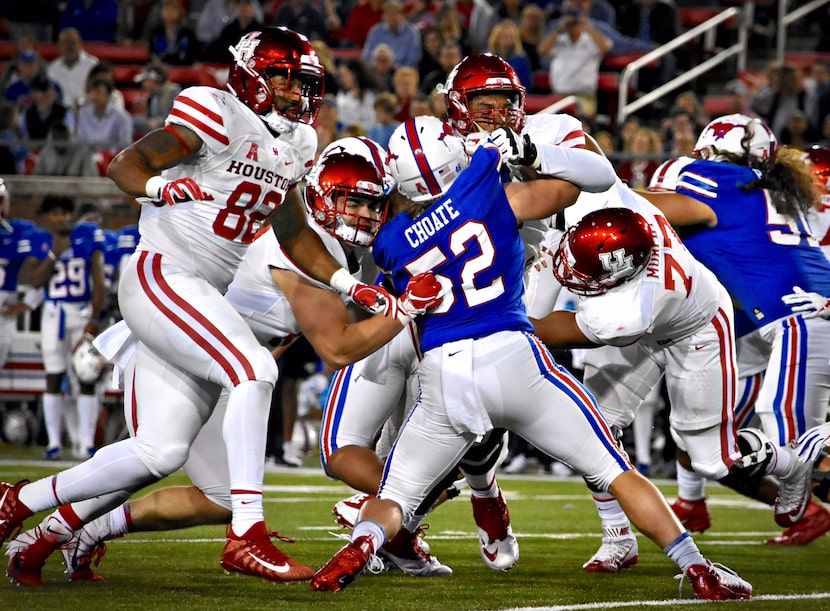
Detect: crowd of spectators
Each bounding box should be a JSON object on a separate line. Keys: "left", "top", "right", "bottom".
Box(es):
{"left": 0, "top": 0, "right": 829, "bottom": 179}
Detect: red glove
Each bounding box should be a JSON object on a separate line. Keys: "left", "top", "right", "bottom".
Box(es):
{"left": 154, "top": 177, "right": 213, "bottom": 206}
{"left": 398, "top": 271, "right": 443, "bottom": 319}
{"left": 349, "top": 282, "right": 396, "bottom": 317}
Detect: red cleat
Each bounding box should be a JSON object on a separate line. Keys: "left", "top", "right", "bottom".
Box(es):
{"left": 766, "top": 500, "right": 830, "bottom": 546}
{"left": 0, "top": 481, "right": 33, "bottom": 547}
{"left": 670, "top": 497, "right": 712, "bottom": 533}
{"left": 470, "top": 490, "right": 519, "bottom": 570}
{"left": 684, "top": 561, "right": 752, "bottom": 600}
{"left": 220, "top": 522, "right": 313, "bottom": 582}
{"left": 311, "top": 535, "right": 375, "bottom": 592}
{"left": 6, "top": 516, "right": 72, "bottom": 587}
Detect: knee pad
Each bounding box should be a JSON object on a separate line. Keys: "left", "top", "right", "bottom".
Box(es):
{"left": 459, "top": 429, "right": 507, "bottom": 475}
{"left": 133, "top": 435, "right": 191, "bottom": 478}
{"left": 718, "top": 427, "right": 773, "bottom": 497}
{"left": 249, "top": 345, "right": 279, "bottom": 386}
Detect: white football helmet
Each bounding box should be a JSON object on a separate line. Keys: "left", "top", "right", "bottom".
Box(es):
{"left": 72, "top": 335, "right": 106, "bottom": 384}
{"left": 387, "top": 116, "right": 468, "bottom": 203}
{"left": 647, "top": 156, "right": 695, "bottom": 192}
{"left": 694, "top": 113, "right": 777, "bottom": 162}
{"left": 319, "top": 136, "right": 395, "bottom": 195}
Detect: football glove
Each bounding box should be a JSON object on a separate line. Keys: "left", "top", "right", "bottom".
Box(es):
{"left": 490, "top": 127, "right": 540, "bottom": 168}
{"left": 397, "top": 271, "right": 443, "bottom": 320}
{"left": 145, "top": 176, "right": 214, "bottom": 206}
{"left": 781, "top": 286, "right": 830, "bottom": 319}
{"left": 330, "top": 268, "right": 396, "bottom": 317}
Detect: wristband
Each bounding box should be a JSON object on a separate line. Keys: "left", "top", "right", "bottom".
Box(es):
{"left": 329, "top": 268, "right": 358, "bottom": 295}
{"left": 145, "top": 175, "right": 167, "bottom": 199}
{"left": 47, "top": 250, "right": 58, "bottom": 262}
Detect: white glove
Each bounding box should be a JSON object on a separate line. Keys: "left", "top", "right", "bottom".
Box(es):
{"left": 464, "top": 131, "right": 491, "bottom": 156}
{"left": 490, "top": 127, "right": 540, "bottom": 168}
{"left": 793, "top": 422, "right": 830, "bottom": 463}
{"left": 781, "top": 285, "right": 830, "bottom": 319}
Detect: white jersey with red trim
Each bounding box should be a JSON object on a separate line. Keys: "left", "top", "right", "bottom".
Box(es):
{"left": 571, "top": 186, "right": 725, "bottom": 349}
{"left": 523, "top": 112, "right": 585, "bottom": 148}
{"left": 137, "top": 86, "right": 317, "bottom": 291}
{"left": 809, "top": 200, "right": 830, "bottom": 261}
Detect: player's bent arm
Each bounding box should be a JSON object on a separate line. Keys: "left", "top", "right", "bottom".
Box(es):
{"left": 639, "top": 191, "right": 718, "bottom": 228}
{"left": 534, "top": 143, "right": 617, "bottom": 193}
{"left": 86, "top": 250, "right": 106, "bottom": 335}
{"left": 506, "top": 179, "right": 581, "bottom": 223}
{"left": 271, "top": 189, "right": 345, "bottom": 285}
{"left": 272, "top": 268, "right": 404, "bottom": 371}
{"left": 530, "top": 310, "right": 600, "bottom": 349}
{"left": 18, "top": 255, "right": 54, "bottom": 289}
{"left": 107, "top": 125, "right": 203, "bottom": 196}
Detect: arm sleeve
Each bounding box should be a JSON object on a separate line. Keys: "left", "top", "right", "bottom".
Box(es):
{"left": 535, "top": 144, "right": 617, "bottom": 192}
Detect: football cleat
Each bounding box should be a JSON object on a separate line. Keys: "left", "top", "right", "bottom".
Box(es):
{"left": 582, "top": 526, "right": 639, "bottom": 573}
{"left": 0, "top": 480, "right": 33, "bottom": 547}
{"left": 311, "top": 535, "right": 376, "bottom": 592}
{"left": 332, "top": 492, "right": 375, "bottom": 529}
{"left": 6, "top": 516, "right": 72, "bottom": 587}
{"left": 43, "top": 447, "right": 62, "bottom": 461}
{"left": 60, "top": 519, "right": 110, "bottom": 581}
{"left": 220, "top": 522, "right": 314, "bottom": 582}
{"left": 680, "top": 560, "right": 752, "bottom": 600}
{"left": 378, "top": 528, "right": 452, "bottom": 577}
{"left": 766, "top": 500, "right": 830, "bottom": 546}
{"left": 471, "top": 490, "right": 519, "bottom": 571}
{"left": 775, "top": 458, "right": 813, "bottom": 527}
{"left": 670, "top": 497, "right": 712, "bottom": 533}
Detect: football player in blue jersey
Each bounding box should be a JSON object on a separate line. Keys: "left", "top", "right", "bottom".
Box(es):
{"left": 32, "top": 196, "right": 106, "bottom": 461}
{"left": 311, "top": 116, "right": 753, "bottom": 601}
{"left": 643, "top": 114, "right": 830, "bottom": 543}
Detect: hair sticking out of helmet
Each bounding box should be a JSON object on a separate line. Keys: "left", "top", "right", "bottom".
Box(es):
{"left": 319, "top": 136, "right": 395, "bottom": 195}
{"left": 647, "top": 156, "right": 695, "bottom": 192}
{"left": 305, "top": 152, "right": 389, "bottom": 247}
{"left": 694, "top": 113, "right": 777, "bottom": 163}
{"left": 386, "top": 116, "right": 469, "bottom": 203}
{"left": 553, "top": 208, "right": 655, "bottom": 296}
{"left": 442, "top": 53, "right": 526, "bottom": 136}
{"left": 805, "top": 145, "right": 830, "bottom": 197}
{"left": 227, "top": 27, "right": 324, "bottom": 133}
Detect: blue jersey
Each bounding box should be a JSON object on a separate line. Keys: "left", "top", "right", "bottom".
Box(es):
{"left": 102, "top": 229, "right": 121, "bottom": 290}
{"left": 373, "top": 147, "right": 532, "bottom": 353}
{"left": 117, "top": 225, "right": 140, "bottom": 261}
{"left": 677, "top": 159, "right": 830, "bottom": 329}
{"left": 47, "top": 222, "right": 105, "bottom": 303}
{"left": 0, "top": 219, "right": 42, "bottom": 292}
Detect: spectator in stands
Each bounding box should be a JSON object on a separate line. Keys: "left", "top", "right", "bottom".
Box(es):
{"left": 538, "top": 0, "right": 613, "bottom": 118}
{"left": 807, "top": 60, "right": 830, "bottom": 133}
{"left": 21, "top": 75, "right": 74, "bottom": 144}
{"left": 751, "top": 61, "right": 812, "bottom": 138}
{"left": 593, "top": 129, "right": 615, "bottom": 155}
{"left": 4, "top": 51, "right": 61, "bottom": 110}
{"left": 0, "top": 35, "right": 44, "bottom": 96}
{"left": 33, "top": 123, "right": 99, "bottom": 178}
{"left": 518, "top": 4, "right": 546, "bottom": 73}
{"left": 116, "top": 0, "right": 157, "bottom": 43}
{"left": 671, "top": 90, "right": 709, "bottom": 132}
{"left": 488, "top": 20, "right": 533, "bottom": 91}
{"left": 669, "top": 124, "right": 695, "bottom": 156}
{"left": 615, "top": 0, "right": 678, "bottom": 86}
{"left": 779, "top": 109, "right": 817, "bottom": 148}
{"left": 311, "top": 40, "right": 340, "bottom": 96}
{"left": 418, "top": 27, "right": 443, "bottom": 84}
{"left": 435, "top": 2, "right": 471, "bottom": 55}
{"left": 659, "top": 108, "right": 695, "bottom": 154}
{"left": 76, "top": 78, "right": 133, "bottom": 155}
{"left": 132, "top": 63, "right": 182, "bottom": 138}
{"left": 343, "top": 0, "right": 385, "bottom": 49}
{"left": 469, "top": 0, "right": 525, "bottom": 54}
{"left": 3, "top": 1, "right": 60, "bottom": 42}
{"left": 205, "top": 0, "right": 265, "bottom": 63}
{"left": 722, "top": 79, "right": 759, "bottom": 118}
{"left": 148, "top": 0, "right": 200, "bottom": 66}
{"left": 391, "top": 66, "right": 419, "bottom": 122}
{"left": 48, "top": 28, "right": 101, "bottom": 112}
{"left": 59, "top": 0, "right": 119, "bottom": 43}
{"left": 616, "top": 125, "right": 661, "bottom": 189}
{"left": 370, "top": 44, "right": 397, "bottom": 92}
{"left": 314, "top": 94, "right": 340, "bottom": 154}
{"left": 420, "top": 41, "right": 462, "bottom": 95}
{"left": 272, "top": 0, "right": 328, "bottom": 44}
{"left": 409, "top": 91, "right": 430, "bottom": 117}
{"left": 0, "top": 103, "right": 23, "bottom": 174}
{"left": 362, "top": 0, "right": 422, "bottom": 69}
{"left": 335, "top": 58, "right": 380, "bottom": 132}
{"left": 427, "top": 87, "right": 447, "bottom": 119}
{"left": 367, "top": 91, "right": 400, "bottom": 147}
{"left": 195, "top": 0, "right": 265, "bottom": 48}
{"left": 85, "top": 62, "right": 126, "bottom": 112}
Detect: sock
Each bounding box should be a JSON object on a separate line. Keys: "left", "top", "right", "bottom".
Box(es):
{"left": 77, "top": 393, "right": 100, "bottom": 450}
{"left": 57, "top": 504, "right": 85, "bottom": 530}
{"left": 465, "top": 471, "right": 499, "bottom": 499}
{"left": 676, "top": 463, "right": 706, "bottom": 500}
{"left": 42, "top": 392, "right": 64, "bottom": 449}
{"left": 768, "top": 444, "right": 795, "bottom": 478}
{"left": 352, "top": 519, "right": 387, "bottom": 554}
{"left": 223, "top": 380, "right": 273, "bottom": 536}
{"left": 593, "top": 490, "right": 629, "bottom": 525}
{"left": 664, "top": 532, "right": 706, "bottom": 573}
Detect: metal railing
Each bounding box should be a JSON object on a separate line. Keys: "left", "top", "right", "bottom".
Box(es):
{"left": 776, "top": 0, "right": 830, "bottom": 60}
{"left": 617, "top": 4, "right": 751, "bottom": 125}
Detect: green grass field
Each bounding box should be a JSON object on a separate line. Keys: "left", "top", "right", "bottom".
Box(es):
{"left": 1, "top": 443, "right": 830, "bottom": 611}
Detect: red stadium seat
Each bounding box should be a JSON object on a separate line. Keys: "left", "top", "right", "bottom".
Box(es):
{"left": 525, "top": 94, "right": 576, "bottom": 114}
{"left": 703, "top": 94, "right": 732, "bottom": 117}
{"left": 166, "top": 65, "right": 220, "bottom": 88}
{"left": 83, "top": 42, "right": 150, "bottom": 64}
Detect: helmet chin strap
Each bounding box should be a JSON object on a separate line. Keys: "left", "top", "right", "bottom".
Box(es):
{"left": 261, "top": 109, "right": 298, "bottom": 134}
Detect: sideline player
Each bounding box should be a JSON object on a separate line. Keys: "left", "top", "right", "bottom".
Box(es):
{"left": 0, "top": 28, "right": 408, "bottom": 583}
{"left": 311, "top": 116, "right": 752, "bottom": 601}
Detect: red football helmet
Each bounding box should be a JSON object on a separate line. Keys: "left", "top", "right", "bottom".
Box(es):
{"left": 443, "top": 53, "right": 526, "bottom": 136}
{"left": 553, "top": 208, "right": 655, "bottom": 296}
{"left": 227, "top": 27, "right": 324, "bottom": 130}
{"left": 305, "top": 152, "right": 389, "bottom": 246}
{"left": 805, "top": 145, "right": 830, "bottom": 196}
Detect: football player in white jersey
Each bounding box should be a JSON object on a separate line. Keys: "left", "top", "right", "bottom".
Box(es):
{"left": 4, "top": 148, "right": 443, "bottom": 585}
{"left": 0, "top": 28, "right": 412, "bottom": 584}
